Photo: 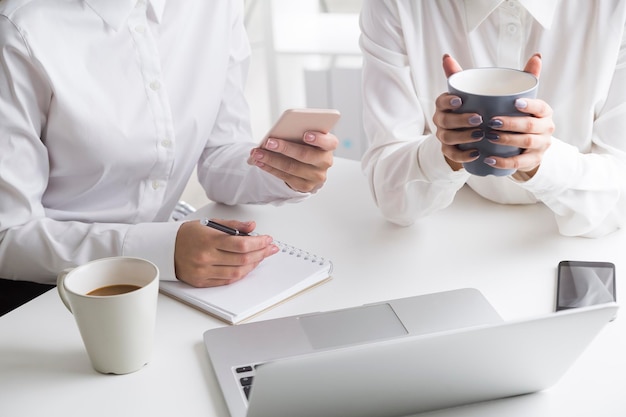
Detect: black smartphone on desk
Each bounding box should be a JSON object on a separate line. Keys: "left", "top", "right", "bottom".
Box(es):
{"left": 556, "top": 260, "right": 616, "bottom": 312}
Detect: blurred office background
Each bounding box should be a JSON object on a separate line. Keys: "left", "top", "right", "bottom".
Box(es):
{"left": 181, "top": 0, "right": 364, "bottom": 208}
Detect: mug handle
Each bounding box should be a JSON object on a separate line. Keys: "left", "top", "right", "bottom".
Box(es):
{"left": 57, "top": 268, "right": 74, "bottom": 312}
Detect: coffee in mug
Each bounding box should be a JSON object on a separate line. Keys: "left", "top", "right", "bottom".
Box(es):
{"left": 57, "top": 256, "right": 159, "bottom": 375}
{"left": 87, "top": 284, "right": 142, "bottom": 296}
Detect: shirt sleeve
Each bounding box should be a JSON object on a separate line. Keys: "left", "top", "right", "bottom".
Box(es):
{"left": 196, "top": 0, "right": 308, "bottom": 206}
{"left": 0, "top": 17, "right": 181, "bottom": 284}
{"left": 518, "top": 34, "right": 626, "bottom": 237}
{"left": 520, "top": 136, "right": 626, "bottom": 238}
{"left": 359, "top": 0, "right": 469, "bottom": 226}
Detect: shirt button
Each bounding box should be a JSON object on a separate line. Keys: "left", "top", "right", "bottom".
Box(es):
{"left": 149, "top": 80, "right": 161, "bottom": 91}
{"left": 135, "top": 25, "right": 146, "bottom": 34}
{"left": 136, "top": 0, "right": 146, "bottom": 7}
{"left": 161, "top": 139, "right": 172, "bottom": 148}
{"left": 507, "top": 24, "right": 518, "bottom": 35}
{"left": 151, "top": 181, "right": 161, "bottom": 190}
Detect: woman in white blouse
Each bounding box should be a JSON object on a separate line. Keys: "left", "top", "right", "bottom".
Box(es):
{"left": 0, "top": 0, "right": 338, "bottom": 287}
{"left": 360, "top": 0, "right": 626, "bottom": 238}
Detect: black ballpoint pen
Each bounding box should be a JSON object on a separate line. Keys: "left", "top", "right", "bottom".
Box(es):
{"left": 201, "top": 218, "right": 250, "bottom": 236}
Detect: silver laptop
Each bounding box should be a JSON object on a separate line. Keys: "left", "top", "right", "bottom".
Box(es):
{"left": 202, "top": 288, "right": 618, "bottom": 417}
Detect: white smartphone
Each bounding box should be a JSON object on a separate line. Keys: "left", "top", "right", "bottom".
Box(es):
{"left": 260, "top": 108, "right": 341, "bottom": 146}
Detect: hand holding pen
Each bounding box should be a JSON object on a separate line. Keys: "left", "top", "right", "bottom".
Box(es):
{"left": 173, "top": 218, "right": 279, "bottom": 288}
{"left": 201, "top": 218, "right": 254, "bottom": 236}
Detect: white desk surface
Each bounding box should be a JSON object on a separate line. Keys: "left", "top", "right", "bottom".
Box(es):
{"left": 1, "top": 158, "right": 625, "bottom": 416}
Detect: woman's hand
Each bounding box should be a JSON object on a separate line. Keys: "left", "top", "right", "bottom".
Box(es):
{"left": 174, "top": 219, "right": 278, "bottom": 287}
{"left": 248, "top": 131, "right": 338, "bottom": 193}
{"left": 432, "top": 54, "right": 554, "bottom": 180}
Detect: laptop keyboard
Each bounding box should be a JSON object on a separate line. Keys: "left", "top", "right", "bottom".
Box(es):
{"left": 235, "top": 364, "right": 257, "bottom": 401}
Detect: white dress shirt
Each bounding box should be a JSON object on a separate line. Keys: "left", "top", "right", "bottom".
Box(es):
{"left": 360, "top": 0, "right": 626, "bottom": 237}
{"left": 0, "top": 0, "right": 304, "bottom": 283}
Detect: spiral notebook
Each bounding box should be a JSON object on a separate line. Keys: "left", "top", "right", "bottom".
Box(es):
{"left": 159, "top": 241, "right": 333, "bottom": 324}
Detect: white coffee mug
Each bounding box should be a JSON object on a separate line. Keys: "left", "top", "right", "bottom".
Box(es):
{"left": 57, "top": 256, "right": 159, "bottom": 375}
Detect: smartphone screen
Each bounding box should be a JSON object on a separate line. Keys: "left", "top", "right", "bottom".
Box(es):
{"left": 556, "top": 260, "right": 616, "bottom": 311}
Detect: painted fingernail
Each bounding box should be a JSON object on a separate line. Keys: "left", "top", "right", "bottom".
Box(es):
{"left": 469, "top": 115, "right": 483, "bottom": 126}
{"left": 469, "top": 150, "right": 480, "bottom": 158}
{"left": 471, "top": 130, "right": 484, "bottom": 139}
{"left": 484, "top": 158, "right": 497, "bottom": 166}
{"left": 487, "top": 119, "right": 503, "bottom": 128}
{"left": 450, "top": 97, "right": 462, "bottom": 107}
{"left": 486, "top": 133, "right": 500, "bottom": 141}
{"left": 265, "top": 139, "right": 278, "bottom": 149}
{"left": 515, "top": 99, "right": 528, "bottom": 109}
{"left": 304, "top": 132, "right": 316, "bottom": 143}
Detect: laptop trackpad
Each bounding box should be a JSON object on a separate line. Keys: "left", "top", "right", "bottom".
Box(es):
{"left": 299, "top": 303, "right": 408, "bottom": 350}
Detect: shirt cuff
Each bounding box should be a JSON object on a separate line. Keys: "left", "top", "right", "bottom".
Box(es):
{"left": 518, "top": 138, "right": 581, "bottom": 195}
{"left": 264, "top": 171, "right": 310, "bottom": 203}
{"left": 122, "top": 221, "right": 183, "bottom": 281}
{"left": 419, "top": 134, "right": 471, "bottom": 183}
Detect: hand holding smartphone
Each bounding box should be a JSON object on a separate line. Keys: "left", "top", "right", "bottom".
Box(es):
{"left": 251, "top": 108, "right": 341, "bottom": 193}
{"left": 259, "top": 108, "right": 341, "bottom": 147}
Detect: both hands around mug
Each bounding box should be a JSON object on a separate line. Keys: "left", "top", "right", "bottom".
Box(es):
{"left": 433, "top": 54, "right": 554, "bottom": 180}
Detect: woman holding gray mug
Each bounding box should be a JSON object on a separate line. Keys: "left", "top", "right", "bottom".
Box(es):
{"left": 434, "top": 53, "right": 552, "bottom": 179}
{"left": 359, "top": 0, "right": 626, "bottom": 238}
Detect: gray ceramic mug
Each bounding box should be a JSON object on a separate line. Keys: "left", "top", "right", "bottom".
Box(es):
{"left": 447, "top": 67, "right": 538, "bottom": 176}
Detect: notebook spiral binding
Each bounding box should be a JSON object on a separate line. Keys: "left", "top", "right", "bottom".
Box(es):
{"left": 273, "top": 240, "right": 330, "bottom": 267}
